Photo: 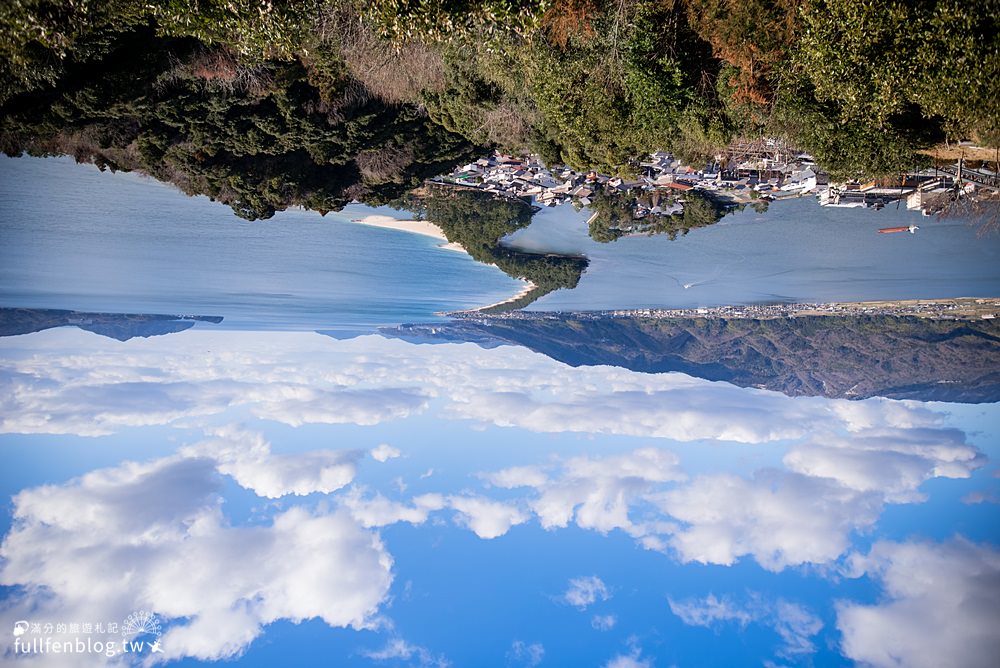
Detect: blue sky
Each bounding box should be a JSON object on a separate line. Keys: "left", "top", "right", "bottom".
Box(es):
{"left": 1, "top": 328, "right": 998, "bottom": 667}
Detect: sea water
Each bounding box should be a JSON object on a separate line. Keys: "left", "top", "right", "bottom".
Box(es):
{"left": 3, "top": 156, "right": 998, "bottom": 328}
{"left": 0, "top": 156, "right": 520, "bottom": 330}
{"left": 508, "top": 195, "right": 1000, "bottom": 311}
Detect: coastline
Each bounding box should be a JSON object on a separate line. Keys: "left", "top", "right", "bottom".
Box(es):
{"left": 464, "top": 280, "right": 538, "bottom": 313}
{"left": 451, "top": 297, "right": 1000, "bottom": 321}
{"left": 350, "top": 215, "right": 466, "bottom": 253}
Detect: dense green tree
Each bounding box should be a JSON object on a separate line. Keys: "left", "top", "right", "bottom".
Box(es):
{"left": 411, "top": 187, "right": 588, "bottom": 308}
{"left": 587, "top": 188, "right": 727, "bottom": 243}
{"left": 0, "top": 29, "right": 480, "bottom": 219}
{"left": 796, "top": 0, "right": 1000, "bottom": 142}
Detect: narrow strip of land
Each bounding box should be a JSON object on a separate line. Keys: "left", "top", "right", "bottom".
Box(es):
{"left": 452, "top": 297, "right": 1000, "bottom": 321}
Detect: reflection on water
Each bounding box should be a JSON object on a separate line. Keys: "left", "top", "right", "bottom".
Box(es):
{"left": 1, "top": 329, "right": 997, "bottom": 667}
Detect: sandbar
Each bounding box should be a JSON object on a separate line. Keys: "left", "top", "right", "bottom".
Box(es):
{"left": 350, "top": 215, "right": 466, "bottom": 253}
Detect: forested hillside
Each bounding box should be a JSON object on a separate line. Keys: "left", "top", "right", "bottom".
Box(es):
{"left": 3, "top": 0, "right": 997, "bottom": 200}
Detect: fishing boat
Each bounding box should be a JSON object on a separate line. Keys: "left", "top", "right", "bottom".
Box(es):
{"left": 878, "top": 224, "right": 919, "bottom": 234}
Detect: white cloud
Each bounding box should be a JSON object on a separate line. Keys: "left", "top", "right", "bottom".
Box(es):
{"left": 341, "top": 489, "right": 530, "bottom": 540}
{"left": 837, "top": 538, "right": 1000, "bottom": 668}
{"left": 340, "top": 487, "right": 446, "bottom": 528}
{"left": 659, "top": 470, "right": 883, "bottom": 571}
{"left": 0, "top": 452, "right": 393, "bottom": 664}
{"left": 475, "top": 423, "right": 984, "bottom": 572}
{"left": 668, "top": 593, "right": 754, "bottom": 627}
{"left": 604, "top": 648, "right": 652, "bottom": 668}
{"left": 484, "top": 448, "right": 684, "bottom": 540}
{"left": 771, "top": 601, "right": 823, "bottom": 658}
{"left": 182, "top": 425, "right": 361, "bottom": 498}
{"left": 656, "top": 424, "right": 984, "bottom": 571}
{"left": 361, "top": 638, "right": 450, "bottom": 667}
{"left": 508, "top": 640, "right": 545, "bottom": 667}
{"left": 483, "top": 465, "right": 549, "bottom": 489}
{"left": 669, "top": 593, "right": 822, "bottom": 659}
{"left": 0, "top": 329, "right": 943, "bottom": 448}
{"left": 592, "top": 614, "right": 617, "bottom": 631}
{"left": 783, "top": 428, "right": 982, "bottom": 503}
{"left": 0, "top": 331, "right": 429, "bottom": 436}
{"left": 371, "top": 443, "right": 402, "bottom": 462}
{"left": 0, "top": 329, "right": 987, "bottom": 576}
{"left": 447, "top": 495, "right": 529, "bottom": 539}
{"left": 563, "top": 576, "right": 611, "bottom": 609}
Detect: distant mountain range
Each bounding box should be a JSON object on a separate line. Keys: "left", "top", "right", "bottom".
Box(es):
{"left": 383, "top": 315, "right": 1000, "bottom": 403}
{"left": 0, "top": 308, "right": 223, "bottom": 341}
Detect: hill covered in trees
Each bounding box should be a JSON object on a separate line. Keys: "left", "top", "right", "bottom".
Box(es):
{"left": 3, "top": 0, "right": 997, "bottom": 201}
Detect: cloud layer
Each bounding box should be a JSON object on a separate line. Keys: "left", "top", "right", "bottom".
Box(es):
{"left": 837, "top": 538, "right": 1000, "bottom": 668}
{"left": 0, "top": 443, "right": 393, "bottom": 664}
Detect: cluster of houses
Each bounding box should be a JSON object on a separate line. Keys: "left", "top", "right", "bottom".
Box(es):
{"left": 458, "top": 298, "right": 999, "bottom": 322}
{"left": 431, "top": 147, "right": 995, "bottom": 222}
{"left": 430, "top": 149, "right": 825, "bottom": 221}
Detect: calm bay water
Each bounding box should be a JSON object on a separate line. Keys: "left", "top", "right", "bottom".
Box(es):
{"left": 0, "top": 156, "right": 520, "bottom": 330}
{"left": 509, "top": 195, "right": 1000, "bottom": 311}
{"left": 2, "top": 156, "right": 998, "bottom": 329}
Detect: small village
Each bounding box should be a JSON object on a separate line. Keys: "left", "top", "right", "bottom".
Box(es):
{"left": 429, "top": 139, "right": 999, "bottom": 227}
{"left": 453, "top": 297, "right": 1000, "bottom": 322}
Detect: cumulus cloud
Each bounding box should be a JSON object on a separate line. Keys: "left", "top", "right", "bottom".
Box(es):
{"left": 563, "top": 576, "right": 611, "bottom": 609}
{"left": 361, "top": 638, "right": 450, "bottom": 667}
{"left": 783, "top": 427, "right": 983, "bottom": 503}
{"left": 837, "top": 538, "right": 1000, "bottom": 668}
{"left": 659, "top": 470, "right": 883, "bottom": 571}
{"left": 0, "top": 452, "right": 393, "bottom": 664}
{"left": 486, "top": 448, "right": 684, "bottom": 538}
{"left": 507, "top": 640, "right": 545, "bottom": 667}
{"left": 669, "top": 593, "right": 822, "bottom": 660}
{"left": 341, "top": 489, "right": 528, "bottom": 540}
{"left": 447, "top": 495, "right": 529, "bottom": 539}
{"left": 473, "top": 420, "right": 985, "bottom": 572}
{"left": 182, "top": 425, "right": 362, "bottom": 498}
{"left": 340, "top": 487, "right": 446, "bottom": 528}
{"left": 656, "top": 424, "right": 984, "bottom": 570}
{"left": 371, "top": 443, "right": 402, "bottom": 462}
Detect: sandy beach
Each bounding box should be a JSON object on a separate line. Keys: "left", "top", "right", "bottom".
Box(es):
{"left": 466, "top": 280, "right": 537, "bottom": 312}
{"left": 350, "top": 215, "right": 466, "bottom": 253}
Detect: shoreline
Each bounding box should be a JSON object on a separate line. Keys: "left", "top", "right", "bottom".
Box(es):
{"left": 451, "top": 297, "right": 1000, "bottom": 321}
{"left": 465, "top": 281, "right": 538, "bottom": 313}
{"left": 350, "top": 215, "right": 466, "bottom": 253}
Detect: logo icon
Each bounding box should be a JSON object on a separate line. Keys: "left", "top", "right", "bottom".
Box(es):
{"left": 149, "top": 640, "right": 164, "bottom": 654}
{"left": 121, "top": 611, "right": 162, "bottom": 639}
{"left": 13, "top": 621, "right": 29, "bottom": 637}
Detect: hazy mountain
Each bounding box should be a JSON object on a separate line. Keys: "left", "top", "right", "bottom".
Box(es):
{"left": 0, "top": 308, "right": 223, "bottom": 341}
{"left": 383, "top": 315, "right": 1000, "bottom": 403}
